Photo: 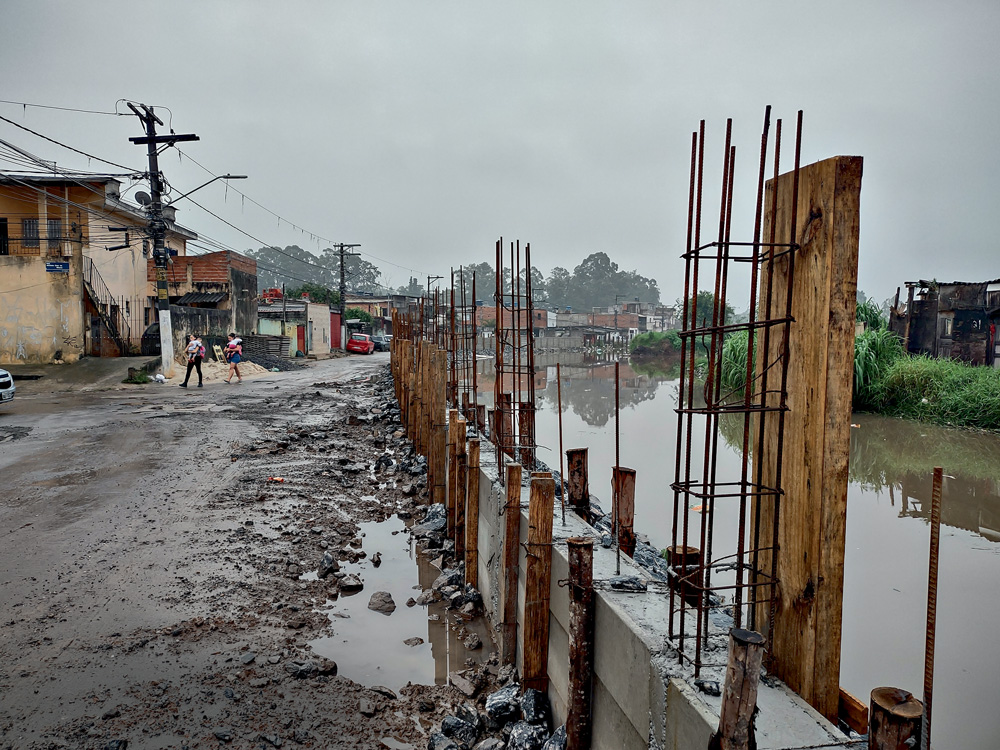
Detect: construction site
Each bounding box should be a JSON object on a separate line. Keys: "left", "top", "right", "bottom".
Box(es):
{"left": 387, "top": 108, "right": 948, "bottom": 749}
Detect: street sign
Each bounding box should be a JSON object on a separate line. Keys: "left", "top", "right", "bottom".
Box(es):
{"left": 45, "top": 261, "right": 69, "bottom": 273}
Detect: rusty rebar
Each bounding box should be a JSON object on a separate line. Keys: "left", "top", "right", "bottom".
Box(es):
{"left": 922, "top": 466, "right": 943, "bottom": 750}
{"left": 557, "top": 362, "right": 566, "bottom": 525}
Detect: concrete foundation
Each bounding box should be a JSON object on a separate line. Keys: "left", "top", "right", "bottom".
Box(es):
{"left": 471, "top": 446, "right": 855, "bottom": 749}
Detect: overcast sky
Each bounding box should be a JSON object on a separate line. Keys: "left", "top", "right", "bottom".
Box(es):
{"left": 2, "top": 1, "right": 997, "bottom": 304}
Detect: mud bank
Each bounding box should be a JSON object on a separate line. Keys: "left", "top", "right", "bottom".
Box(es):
{"left": 0, "top": 356, "right": 501, "bottom": 749}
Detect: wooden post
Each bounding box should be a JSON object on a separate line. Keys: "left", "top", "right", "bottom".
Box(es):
{"left": 446, "top": 408, "right": 459, "bottom": 539}
{"left": 501, "top": 461, "right": 522, "bottom": 665}
{"left": 612, "top": 466, "right": 636, "bottom": 557}
{"left": 567, "top": 537, "right": 595, "bottom": 750}
{"left": 566, "top": 448, "right": 590, "bottom": 520}
{"left": 523, "top": 474, "right": 555, "bottom": 692}
{"left": 454, "top": 418, "right": 468, "bottom": 562}
{"left": 431, "top": 348, "right": 448, "bottom": 504}
{"left": 666, "top": 545, "right": 702, "bottom": 604}
{"left": 715, "top": 629, "right": 766, "bottom": 750}
{"left": 903, "top": 284, "right": 915, "bottom": 353}
{"left": 754, "top": 155, "right": 863, "bottom": 720}
{"left": 465, "top": 439, "right": 481, "bottom": 588}
{"left": 869, "top": 688, "right": 922, "bottom": 750}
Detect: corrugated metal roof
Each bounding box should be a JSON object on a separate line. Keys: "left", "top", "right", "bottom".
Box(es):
{"left": 176, "top": 292, "right": 227, "bottom": 305}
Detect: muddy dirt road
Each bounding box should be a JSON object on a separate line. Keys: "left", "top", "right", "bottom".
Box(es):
{"left": 0, "top": 354, "right": 496, "bottom": 749}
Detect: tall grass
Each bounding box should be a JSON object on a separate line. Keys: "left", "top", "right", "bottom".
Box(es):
{"left": 719, "top": 329, "right": 753, "bottom": 397}
{"left": 853, "top": 327, "right": 904, "bottom": 408}
{"left": 872, "top": 355, "right": 1000, "bottom": 429}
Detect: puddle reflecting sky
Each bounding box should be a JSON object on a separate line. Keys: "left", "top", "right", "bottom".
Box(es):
{"left": 309, "top": 515, "right": 492, "bottom": 690}
{"left": 523, "top": 353, "right": 1000, "bottom": 750}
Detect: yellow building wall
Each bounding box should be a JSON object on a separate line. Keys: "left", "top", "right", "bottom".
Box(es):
{"left": 0, "top": 254, "right": 85, "bottom": 364}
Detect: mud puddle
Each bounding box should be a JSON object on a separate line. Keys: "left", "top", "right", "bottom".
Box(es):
{"left": 308, "top": 515, "right": 493, "bottom": 690}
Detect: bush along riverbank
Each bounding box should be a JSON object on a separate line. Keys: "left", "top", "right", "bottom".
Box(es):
{"left": 718, "top": 301, "right": 1000, "bottom": 432}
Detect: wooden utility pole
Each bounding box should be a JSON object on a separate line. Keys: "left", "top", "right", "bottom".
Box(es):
{"left": 337, "top": 243, "right": 362, "bottom": 351}
{"left": 754, "top": 155, "right": 863, "bottom": 720}
{"left": 567, "top": 537, "right": 595, "bottom": 750}
{"left": 501, "top": 461, "right": 522, "bottom": 665}
{"left": 523, "top": 473, "right": 555, "bottom": 692}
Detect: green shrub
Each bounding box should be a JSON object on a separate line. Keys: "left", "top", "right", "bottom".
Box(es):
{"left": 629, "top": 330, "right": 682, "bottom": 356}
{"left": 853, "top": 327, "right": 904, "bottom": 408}
{"left": 855, "top": 298, "right": 886, "bottom": 331}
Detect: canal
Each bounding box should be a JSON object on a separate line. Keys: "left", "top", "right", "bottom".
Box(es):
{"left": 516, "top": 352, "right": 1000, "bottom": 750}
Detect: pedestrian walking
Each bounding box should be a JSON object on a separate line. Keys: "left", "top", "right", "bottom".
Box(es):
{"left": 224, "top": 333, "right": 243, "bottom": 384}
{"left": 179, "top": 334, "right": 205, "bottom": 388}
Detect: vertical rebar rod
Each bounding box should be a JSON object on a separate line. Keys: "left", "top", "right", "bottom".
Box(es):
{"left": 670, "top": 130, "right": 699, "bottom": 646}
{"left": 526, "top": 242, "right": 536, "bottom": 468}
{"left": 922, "top": 466, "right": 943, "bottom": 750}
{"left": 744, "top": 107, "right": 771, "bottom": 628}
{"left": 472, "top": 272, "right": 478, "bottom": 433}
{"left": 766, "top": 110, "right": 804, "bottom": 643}
{"left": 615, "top": 360, "right": 621, "bottom": 576}
{"left": 557, "top": 362, "right": 567, "bottom": 525}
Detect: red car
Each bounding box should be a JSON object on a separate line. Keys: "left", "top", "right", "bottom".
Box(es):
{"left": 346, "top": 333, "right": 375, "bottom": 354}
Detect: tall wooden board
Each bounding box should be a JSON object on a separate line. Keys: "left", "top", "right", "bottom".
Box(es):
{"left": 755, "top": 155, "right": 862, "bottom": 720}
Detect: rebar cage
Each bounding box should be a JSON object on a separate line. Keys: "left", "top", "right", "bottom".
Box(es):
{"left": 668, "top": 107, "right": 803, "bottom": 675}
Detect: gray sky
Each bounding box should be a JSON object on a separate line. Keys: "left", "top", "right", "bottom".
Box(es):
{"left": 2, "top": 1, "right": 997, "bottom": 304}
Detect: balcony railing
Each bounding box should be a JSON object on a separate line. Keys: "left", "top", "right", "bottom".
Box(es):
{"left": 0, "top": 236, "right": 78, "bottom": 257}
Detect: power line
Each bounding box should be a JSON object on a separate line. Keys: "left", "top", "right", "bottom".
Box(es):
{"left": 0, "top": 113, "right": 141, "bottom": 172}
{"left": 174, "top": 146, "right": 431, "bottom": 276}
{"left": 0, "top": 98, "right": 125, "bottom": 116}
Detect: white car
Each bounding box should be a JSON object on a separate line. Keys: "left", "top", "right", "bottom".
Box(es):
{"left": 0, "top": 368, "right": 14, "bottom": 405}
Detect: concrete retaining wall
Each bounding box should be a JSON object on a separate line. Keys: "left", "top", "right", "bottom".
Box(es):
{"left": 470, "top": 447, "right": 853, "bottom": 749}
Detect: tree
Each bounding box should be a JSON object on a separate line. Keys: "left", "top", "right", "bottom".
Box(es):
{"left": 677, "top": 291, "right": 736, "bottom": 328}
{"left": 246, "top": 245, "right": 337, "bottom": 290}
{"left": 288, "top": 283, "right": 338, "bottom": 306}
{"left": 317, "top": 248, "right": 383, "bottom": 294}
{"left": 345, "top": 307, "right": 373, "bottom": 324}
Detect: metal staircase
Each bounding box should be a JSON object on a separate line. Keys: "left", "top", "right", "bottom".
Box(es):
{"left": 82, "top": 256, "right": 132, "bottom": 356}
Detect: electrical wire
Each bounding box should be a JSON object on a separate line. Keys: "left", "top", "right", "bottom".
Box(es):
{"left": 0, "top": 113, "right": 140, "bottom": 172}
{"left": 174, "top": 146, "right": 431, "bottom": 276}
{"left": 0, "top": 98, "right": 125, "bottom": 116}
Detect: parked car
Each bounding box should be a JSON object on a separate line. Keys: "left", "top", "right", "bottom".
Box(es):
{"left": 371, "top": 334, "right": 391, "bottom": 352}
{"left": 346, "top": 333, "right": 375, "bottom": 354}
{"left": 0, "top": 368, "right": 15, "bottom": 406}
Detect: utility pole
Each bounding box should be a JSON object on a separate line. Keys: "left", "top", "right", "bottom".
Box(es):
{"left": 127, "top": 104, "right": 199, "bottom": 378}
{"left": 336, "top": 243, "right": 361, "bottom": 349}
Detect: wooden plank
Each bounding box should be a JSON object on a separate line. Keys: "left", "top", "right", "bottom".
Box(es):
{"left": 715, "top": 629, "right": 766, "bottom": 750}
{"left": 454, "top": 418, "right": 468, "bottom": 562}
{"left": 754, "top": 155, "right": 863, "bottom": 720}
{"left": 567, "top": 537, "right": 595, "bottom": 750}
{"left": 446, "top": 408, "right": 459, "bottom": 540}
{"left": 839, "top": 687, "right": 869, "bottom": 735}
{"left": 566, "top": 448, "right": 590, "bottom": 520}
{"left": 501, "top": 461, "right": 523, "bottom": 665}
{"left": 465, "top": 439, "right": 481, "bottom": 589}
{"left": 431, "top": 348, "right": 448, "bottom": 504}
{"left": 613, "top": 466, "right": 636, "bottom": 557}
{"left": 522, "top": 474, "right": 555, "bottom": 692}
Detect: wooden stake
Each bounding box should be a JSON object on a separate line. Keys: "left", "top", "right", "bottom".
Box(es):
{"left": 567, "top": 537, "right": 595, "bottom": 750}
{"left": 454, "top": 418, "right": 468, "bottom": 562}
{"left": 446, "top": 408, "right": 459, "bottom": 539}
{"left": 715, "top": 628, "right": 766, "bottom": 750}
{"left": 465, "top": 439, "right": 481, "bottom": 588}
{"left": 523, "top": 474, "right": 555, "bottom": 692}
{"left": 501, "top": 461, "right": 522, "bottom": 665}
{"left": 612, "top": 466, "right": 637, "bottom": 559}
{"left": 431, "top": 348, "right": 448, "bottom": 504}
{"left": 869, "top": 687, "right": 922, "bottom": 750}
{"left": 566, "top": 448, "right": 590, "bottom": 520}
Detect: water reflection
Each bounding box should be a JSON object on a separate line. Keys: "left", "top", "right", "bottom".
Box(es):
{"left": 523, "top": 351, "right": 1000, "bottom": 750}
{"left": 849, "top": 413, "right": 1000, "bottom": 542}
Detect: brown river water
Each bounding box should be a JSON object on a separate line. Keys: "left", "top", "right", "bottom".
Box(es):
{"left": 492, "top": 352, "right": 1000, "bottom": 749}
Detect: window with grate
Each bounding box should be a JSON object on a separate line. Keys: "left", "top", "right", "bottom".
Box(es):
{"left": 22, "top": 218, "right": 39, "bottom": 247}
{"left": 47, "top": 218, "right": 62, "bottom": 250}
